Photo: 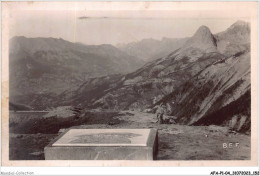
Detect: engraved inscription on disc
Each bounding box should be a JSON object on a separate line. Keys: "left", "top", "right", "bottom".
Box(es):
{"left": 53, "top": 129, "right": 150, "bottom": 147}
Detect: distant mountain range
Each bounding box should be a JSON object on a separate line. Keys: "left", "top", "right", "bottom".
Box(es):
{"left": 9, "top": 21, "right": 251, "bottom": 132}
{"left": 117, "top": 37, "right": 188, "bottom": 62}
{"left": 9, "top": 37, "right": 144, "bottom": 106}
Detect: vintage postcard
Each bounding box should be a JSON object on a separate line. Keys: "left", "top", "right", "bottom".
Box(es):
{"left": 1, "top": 1, "right": 258, "bottom": 167}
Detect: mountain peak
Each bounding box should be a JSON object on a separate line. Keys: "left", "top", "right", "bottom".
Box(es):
{"left": 231, "top": 20, "right": 249, "bottom": 27}
{"left": 180, "top": 25, "right": 217, "bottom": 52}
{"left": 228, "top": 20, "right": 250, "bottom": 31}
{"left": 196, "top": 25, "right": 211, "bottom": 32}
{"left": 193, "top": 25, "right": 213, "bottom": 39}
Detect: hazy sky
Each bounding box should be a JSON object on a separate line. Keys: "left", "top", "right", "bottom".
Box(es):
{"left": 8, "top": 9, "right": 250, "bottom": 45}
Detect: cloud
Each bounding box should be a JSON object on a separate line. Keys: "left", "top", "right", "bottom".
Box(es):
{"left": 78, "top": 16, "right": 90, "bottom": 20}
{"left": 78, "top": 16, "right": 108, "bottom": 20}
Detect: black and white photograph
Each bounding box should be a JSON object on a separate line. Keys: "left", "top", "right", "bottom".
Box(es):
{"left": 1, "top": 1, "right": 258, "bottom": 168}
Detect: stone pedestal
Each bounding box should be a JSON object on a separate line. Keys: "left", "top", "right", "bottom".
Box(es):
{"left": 44, "top": 128, "right": 158, "bottom": 160}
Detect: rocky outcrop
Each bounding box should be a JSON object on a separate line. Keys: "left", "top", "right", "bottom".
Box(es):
{"left": 180, "top": 25, "right": 217, "bottom": 53}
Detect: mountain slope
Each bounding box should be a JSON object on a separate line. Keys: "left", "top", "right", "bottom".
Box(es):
{"left": 68, "top": 24, "right": 223, "bottom": 110}
{"left": 157, "top": 48, "right": 250, "bottom": 131}
{"left": 60, "top": 21, "right": 251, "bottom": 132}
{"left": 152, "top": 21, "right": 251, "bottom": 131}
{"left": 9, "top": 37, "right": 144, "bottom": 108}
{"left": 10, "top": 37, "right": 144, "bottom": 81}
